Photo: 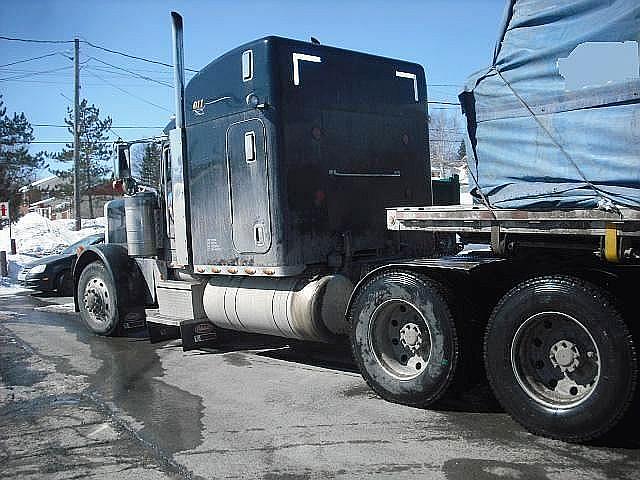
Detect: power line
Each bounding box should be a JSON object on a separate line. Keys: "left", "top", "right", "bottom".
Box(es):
{"left": 33, "top": 123, "right": 164, "bottom": 129}
{"left": 0, "top": 35, "right": 73, "bottom": 44}
{"left": 108, "top": 125, "right": 125, "bottom": 139}
{"left": 0, "top": 65, "right": 73, "bottom": 82}
{"left": 427, "top": 101, "right": 460, "bottom": 106}
{"left": 88, "top": 65, "right": 173, "bottom": 79}
{"left": 0, "top": 68, "right": 75, "bottom": 75}
{"left": 0, "top": 79, "right": 171, "bottom": 87}
{"left": 84, "top": 68, "right": 172, "bottom": 113}
{"left": 86, "top": 57, "right": 173, "bottom": 88}
{"left": 6, "top": 140, "right": 113, "bottom": 144}
{"left": 82, "top": 40, "right": 198, "bottom": 73}
{"left": 0, "top": 35, "right": 198, "bottom": 72}
{"left": 0, "top": 52, "right": 61, "bottom": 68}
{"left": 14, "top": 138, "right": 163, "bottom": 145}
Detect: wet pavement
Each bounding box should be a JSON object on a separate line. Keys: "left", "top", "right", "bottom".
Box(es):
{"left": 1, "top": 293, "right": 639, "bottom": 479}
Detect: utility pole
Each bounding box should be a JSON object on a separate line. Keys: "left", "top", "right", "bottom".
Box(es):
{"left": 73, "top": 37, "right": 81, "bottom": 231}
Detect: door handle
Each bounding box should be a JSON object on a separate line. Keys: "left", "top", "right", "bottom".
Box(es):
{"left": 328, "top": 169, "right": 401, "bottom": 177}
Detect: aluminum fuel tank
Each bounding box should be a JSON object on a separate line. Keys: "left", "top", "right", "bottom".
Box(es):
{"left": 203, "top": 274, "right": 353, "bottom": 343}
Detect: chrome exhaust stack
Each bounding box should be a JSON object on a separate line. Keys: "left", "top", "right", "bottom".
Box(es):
{"left": 171, "top": 11, "right": 186, "bottom": 129}
{"left": 168, "top": 11, "right": 191, "bottom": 266}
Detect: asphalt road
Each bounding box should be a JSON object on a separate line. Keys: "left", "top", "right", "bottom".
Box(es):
{"left": 1, "top": 293, "right": 639, "bottom": 479}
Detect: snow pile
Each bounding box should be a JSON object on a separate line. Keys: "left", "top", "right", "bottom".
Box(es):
{"left": 0, "top": 213, "right": 105, "bottom": 293}
{"left": 0, "top": 213, "right": 104, "bottom": 256}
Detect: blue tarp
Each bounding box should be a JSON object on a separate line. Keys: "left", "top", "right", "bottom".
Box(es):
{"left": 461, "top": 0, "right": 640, "bottom": 210}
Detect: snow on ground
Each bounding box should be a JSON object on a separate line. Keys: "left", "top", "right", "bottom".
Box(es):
{"left": 0, "top": 213, "right": 104, "bottom": 257}
{"left": 0, "top": 276, "right": 30, "bottom": 297}
{"left": 0, "top": 213, "right": 105, "bottom": 295}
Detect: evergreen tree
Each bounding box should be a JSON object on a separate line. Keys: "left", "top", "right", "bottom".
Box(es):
{"left": 138, "top": 142, "right": 161, "bottom": 188}
{"left": 52, "top": 99, "right": 113, "bottom": 218}
{"left": 0, "top": 94, "right": 44, "bottom": 219}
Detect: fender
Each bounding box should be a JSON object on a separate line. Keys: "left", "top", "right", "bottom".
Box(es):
{"left": 73, "top": 244, "right": 143, "bottom": 313}
{"left": 345, "top": 256, "right": 506, "bottom": 321}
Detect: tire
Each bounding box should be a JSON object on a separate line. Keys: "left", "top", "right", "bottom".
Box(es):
{"left": 77, "top": 261, "right": 121, "bottom": 336}
{"left": 484, "top": 275, "right": 637, "bottom": 442}
{"left": 56, "top": 270, "right": 73, "bottom": 296}
{"left": 349, "top": 270, "right": 459, "bottom": 407}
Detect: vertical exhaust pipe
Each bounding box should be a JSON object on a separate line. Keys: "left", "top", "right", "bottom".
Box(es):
{"left": 168, "top": 11, "right": 192, "bottom": 266}
{"left": 171, "top": 11, "right": 185, "bottom": 129}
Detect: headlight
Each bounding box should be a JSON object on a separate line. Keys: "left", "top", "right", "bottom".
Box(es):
{"left": 29, "top": 264, "right": 47, "bottom": 274}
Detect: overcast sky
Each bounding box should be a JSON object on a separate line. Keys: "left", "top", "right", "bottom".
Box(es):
{"left": 0, "top": 0, "right": 506, "bottom": 177}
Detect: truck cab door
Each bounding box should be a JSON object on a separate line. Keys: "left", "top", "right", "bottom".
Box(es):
{"left": 226, "top": 118, "right": 272, "bottom": 254}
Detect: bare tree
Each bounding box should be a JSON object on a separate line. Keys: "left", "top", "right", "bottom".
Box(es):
{"left": 428, "top": 110, "right": 464, "bottom": 177}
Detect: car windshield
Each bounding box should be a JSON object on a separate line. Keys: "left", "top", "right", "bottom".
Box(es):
{"left": 62, "top": 234, "right": 103, "bottom": 254}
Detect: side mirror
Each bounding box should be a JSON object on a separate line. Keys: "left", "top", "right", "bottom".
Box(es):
{"left": 114, "top": 142, "right": 131, "bottom": 179}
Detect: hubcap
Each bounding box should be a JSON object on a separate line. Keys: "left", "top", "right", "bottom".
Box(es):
{"left": 549, "top": 340, "right": 580, "bottom": 373}
{"left": 368, "top": 300, "right": 432, "bottom": 380}
{"left": 511, "top": 312, "right": 600, "bottom": 408}
{"left": 83, "top": 277, "right": 111, "bottom": 326}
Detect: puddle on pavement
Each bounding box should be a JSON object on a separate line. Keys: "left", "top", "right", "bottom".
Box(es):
{"left": 1, "top": 295, "right": 205, "bottom": 456}
{"left": 83, "top": 332, "right": 205, "bottom": 456}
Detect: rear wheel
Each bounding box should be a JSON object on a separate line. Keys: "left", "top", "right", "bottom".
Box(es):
{"left": 77, "top": 261, "right": 120, "bottom": 336}
{"left": 485, "top": 276, "right": 637, "bottom": 442}
{"left": 349, "top": 270, "right": 459, "bottom": 407}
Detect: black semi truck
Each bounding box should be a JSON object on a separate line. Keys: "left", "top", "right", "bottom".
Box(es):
{"left": 73, "top": 6, "right": 640, "bottom": 443}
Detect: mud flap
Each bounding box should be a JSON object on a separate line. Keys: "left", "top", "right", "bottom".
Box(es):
{"left": 147, "top": 322, "right": 181, "bottom": 344}
{"left": 180, "top": 319, "right": 218, "bottom": 352}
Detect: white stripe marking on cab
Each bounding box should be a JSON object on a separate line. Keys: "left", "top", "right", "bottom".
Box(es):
{"left": 293, "top": 53, "right": 322, "bottom": 86}
{"left": 395, "top": 71, "right": 418, "bottom": 102}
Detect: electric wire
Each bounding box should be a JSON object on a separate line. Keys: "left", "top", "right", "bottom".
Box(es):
{"left": 86, "top": 57, "right": 173, "bottom": 88}
{"left": 0, "top": 35, "right": 198, "bottom": 72}
{"left": 32, "top": 123, "right": 164, "bottom": 129}
{"left": 82, "top": 40, "right": 198, "bottom": 72}
{"left": 83, "top": 68, "right": 172, "bottom": 113}
{"left": 0, "top": 52, "right": 62, "bottom": 68}
{"left": 0, "top": 65, "right": 73, "bottom": 82}
{"left": 0, "top": 35, "right": 73, "bottom": 44}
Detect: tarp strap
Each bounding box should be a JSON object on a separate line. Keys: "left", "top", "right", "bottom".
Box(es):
{"left": 459, "top": 89, "right": 498, "bottom": 220}
{"left": 467, "top": 161, "right": 498, "bottom": 220}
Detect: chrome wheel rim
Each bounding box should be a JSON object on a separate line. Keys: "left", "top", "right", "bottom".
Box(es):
{"left": 368, "top": 299, "right": 432, "bottom": 380}
{"left": 83, "top": 276, "right": 112, "bottom": 327}
{"left": 510, "top": 311, "right": 601, "bottom": 409}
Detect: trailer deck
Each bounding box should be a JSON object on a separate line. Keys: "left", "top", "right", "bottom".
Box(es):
{"left": 387, "top": 205, "right": 640, "bottom": 259}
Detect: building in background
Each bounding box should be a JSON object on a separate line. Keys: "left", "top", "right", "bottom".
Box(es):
{"left": 19, "top": 174, "right": 117, "bottom": 220}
